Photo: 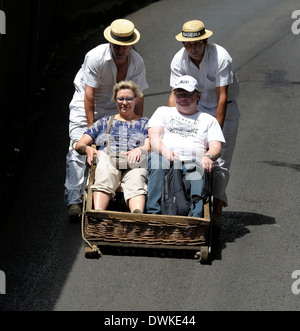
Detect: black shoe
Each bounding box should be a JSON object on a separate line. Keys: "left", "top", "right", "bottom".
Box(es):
{"left": 68, "top": 204, "right": 82, "bottom": 222}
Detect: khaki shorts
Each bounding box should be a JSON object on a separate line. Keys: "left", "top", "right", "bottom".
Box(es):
{"left": 91, "top": 151, "right": 148, "bottom": 203}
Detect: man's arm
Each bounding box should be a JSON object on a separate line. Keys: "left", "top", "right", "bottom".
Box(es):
{"left": 84, "top": 85, "right": 97, "bottom": 128}
{"left": 149, "top": 126, "right": 179, "bottom": 162}
{"left": 135, "top": 96, "right": 145, "bottom": 117}
{"left": 216, "top": 85, "right": 228, "bottom": 129}
{"left": 201, "top": 140, "right": 222, "bottom": 173}
{"left": 168, "top": 89, "right": 176, "bottom": 107}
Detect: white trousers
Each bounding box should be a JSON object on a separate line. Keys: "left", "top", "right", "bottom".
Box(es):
{"left": 64, "top": 124, "right": 88, "bottom": 206}
{"left": 212, "top": 101, "right": 240, "bottom": 207}
{"left": 65, "top": 100, "right": 118, "bottom": 206}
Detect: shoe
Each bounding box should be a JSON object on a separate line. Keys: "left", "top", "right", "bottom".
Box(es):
{"left": 68, "top": 204, "right": 82, "bottom": 220}
{"left": 131, "top": 209, "right": 142, "bottom": 214}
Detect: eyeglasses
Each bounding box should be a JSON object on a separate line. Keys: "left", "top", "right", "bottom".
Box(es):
{"left": 116, "top": 97, "right": 135, "bottom": 103}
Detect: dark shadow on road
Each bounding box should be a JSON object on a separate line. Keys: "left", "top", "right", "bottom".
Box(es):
{"left": 98, "top": 245, "right": 199, "bottom": 261}
{"left": 261, "top": 160, "right": 300, "bottom": 172}
{"left": 210, "top": 211, "right": 276, "bottom": 262}
{"left": 84, "top": 210, "right": 276, "bottom": 265}
{"left": 1, "top": 1, "right": 164, "bottom": 312}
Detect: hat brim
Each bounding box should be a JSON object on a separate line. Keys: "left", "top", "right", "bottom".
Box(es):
{"left": 173, "top": 86, "right": 201, "bottom": 93}
{"left": 175, "top": 29, "right": 213, "bottom": 42}
{"left": 104, "top": 27, "right": 141, "bottom": 46}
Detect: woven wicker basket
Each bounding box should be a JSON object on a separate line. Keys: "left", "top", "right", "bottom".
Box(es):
{"left": 82, "top": 153, "right": 212, "bottom": 261}
{"left": 84, "top": 210, "right": 210, "bottom": 248}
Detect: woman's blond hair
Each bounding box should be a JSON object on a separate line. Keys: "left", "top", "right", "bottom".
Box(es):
{"left": 112, "top": 80, "right": 143, "bottom": 100}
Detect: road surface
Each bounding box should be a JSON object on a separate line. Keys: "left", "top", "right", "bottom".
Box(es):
{"left": 1, "top": 0, "right": 300, "bottom": 311}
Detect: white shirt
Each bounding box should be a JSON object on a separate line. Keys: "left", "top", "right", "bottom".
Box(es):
{"left": 148, "top": 106, "right": 226, "bottom": 161}
{"left": 69, "top": 43, "right": 149, "bottom": 126}
{"left": 170, "top": 43, "right": 239, "bottom": 117}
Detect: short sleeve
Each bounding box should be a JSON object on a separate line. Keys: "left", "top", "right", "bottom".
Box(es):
{"left": 148, "top": 107, "right": 168, "bottom": 128}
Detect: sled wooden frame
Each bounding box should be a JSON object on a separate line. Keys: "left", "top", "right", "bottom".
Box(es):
{"left": 81, "top": 153, "right": 213, "bottom": 263}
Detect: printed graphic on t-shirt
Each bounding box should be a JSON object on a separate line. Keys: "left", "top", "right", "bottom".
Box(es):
{"left": 166, "top": 117, "right": 199, "bottom": 138}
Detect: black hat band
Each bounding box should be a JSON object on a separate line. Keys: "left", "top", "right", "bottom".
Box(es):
{"left": 182, "top": 28, "right": 206, "bottom": 38}
{"left": 111, "top": 31, "right": 134, "bottom": 42}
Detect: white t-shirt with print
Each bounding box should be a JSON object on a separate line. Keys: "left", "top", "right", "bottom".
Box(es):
{"left": 148, "top": 106, "right": 225, "bottom": 161}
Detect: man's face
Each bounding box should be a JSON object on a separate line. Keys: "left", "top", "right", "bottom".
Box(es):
{"left": 110, "top": 43, "right": 133, "bottom": 61}
{"left": 174, "top": 89, "right": 200, "bottom": 115}
{"left": 183, "top": 39, "right": 207, "bottom": 62}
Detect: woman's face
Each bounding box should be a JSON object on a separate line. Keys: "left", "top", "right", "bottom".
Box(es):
{"left": 116, "top": 89, "right": 137, "bottom": 117}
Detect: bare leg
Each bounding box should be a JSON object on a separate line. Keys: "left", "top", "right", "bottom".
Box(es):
{"left": 128, "top": 195, "right": 146, "bottom": 213}
{"left": 93, "top": 191, "right": 110, "bottom": 210}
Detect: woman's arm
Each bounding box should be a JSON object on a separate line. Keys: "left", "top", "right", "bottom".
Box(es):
{"left": 75, "top": 134, "right": 98, "bottom": 166}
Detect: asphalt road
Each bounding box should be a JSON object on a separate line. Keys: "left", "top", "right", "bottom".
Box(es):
{"left": 1, "top": 0, "right": 300, "bottom": 312}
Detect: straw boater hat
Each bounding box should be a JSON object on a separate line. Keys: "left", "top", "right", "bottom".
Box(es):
{"left": 176, "top": 20, "right": 213, "bottom": 42}
{"left": 104, "top": 19, "right": 141, "bottom": 46}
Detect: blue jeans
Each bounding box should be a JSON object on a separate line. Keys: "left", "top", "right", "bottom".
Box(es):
{"left": 146, "top": 153, "right": 205, "bottom": 217}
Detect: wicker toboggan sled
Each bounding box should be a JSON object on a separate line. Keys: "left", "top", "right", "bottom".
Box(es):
{"left": 81, "top": 155, "right": 213, "bottom": 263}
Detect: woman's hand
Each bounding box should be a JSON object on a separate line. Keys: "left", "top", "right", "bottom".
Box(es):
{"left": 75, "top": 134, "right": 96, "bottom": 166}
{"left": 124, "top": 148, "right": 143, "bottom": 164}
{"left": 85, "top": 146, "right": 99, "bottom": 166}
